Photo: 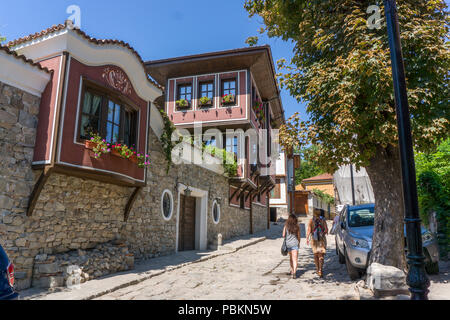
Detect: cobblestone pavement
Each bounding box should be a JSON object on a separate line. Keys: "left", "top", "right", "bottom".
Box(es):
{"left": 96, "top": 219, "right": 361, "bottom": 300}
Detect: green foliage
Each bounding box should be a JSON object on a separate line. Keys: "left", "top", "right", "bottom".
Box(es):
{"left": 203, "top": 145, "right": 238, "bottom": 178}
{"left": 417, "top": 170, "right": 450, "bottom": 258}
{"left": 221, "top": 94, "right": 236, "bottom": 105}
{"left": 199, "top": 96, "right": 212, "bottom": 106}
{"left": 295, "top": 145, "right": 325, "bottom": 185}
{"left": 312, "top": 188, "right": 335, "bottom": 205}
{"left": 111, "top": 143, "right": 133, "bottom": 159}
{"left": 245, "top": 0, "right": 450, "bottom": 172}
{"left": 0, "top": 35, "right": 5, "bottom": 43}
{"left": 245, "top": 36, "right": 259, "bottom": 47}
{"left": 159, "top": 109, "right": 182, "bottom": 173}
{"left": 87, "top": 132, "right": 110, "bottom": 160}
{"left": 416, "top": 138, "right": 450, "bottom": 257}
{"left": 416, "top": 138, "right": 450, "bottom": 194}
{"left": 176, "top": 99, "right": 189, "bottom": 108}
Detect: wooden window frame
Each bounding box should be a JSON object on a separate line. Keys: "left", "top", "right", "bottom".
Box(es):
{"left": 78, "top": 79, "right": 139, "bottom": 149}
{"left": 271, "top": 179, "right": 281, "bottom": 199}
{"left": 177, "top": 83, "right": 193, "bottom": 103}
{"left": 198, "top": 81, "right": 214, "bottom": 107}
{"left": 220, "top": 78, "right": 237, "bottom": 106}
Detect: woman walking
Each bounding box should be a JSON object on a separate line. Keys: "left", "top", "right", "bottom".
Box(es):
{"left": 282, "top": 214, "right": 301, "bottom": 279}
{"left": 307, "top": 209, "right": 328, "bottom": 278}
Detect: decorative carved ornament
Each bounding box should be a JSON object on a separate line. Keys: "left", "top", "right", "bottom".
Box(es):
{"left": 102, "top": 67, "right": 132, "bottom": 95}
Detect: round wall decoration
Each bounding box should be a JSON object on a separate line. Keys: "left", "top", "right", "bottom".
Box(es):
{"left": 212, "top": 200, "right": 220, "bottom": 224}
{"left": 161, "top": 190, "right": 173, "bottom": 221}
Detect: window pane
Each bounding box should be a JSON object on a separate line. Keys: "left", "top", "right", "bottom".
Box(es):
{"left": 83, "top": 92, "right": 92, "bottom": 113}
{"left": 106, "top": 122, "right": 113, "bottom": 143}
{"left": 81, "top": 115, "right": 90, "bottom": 137}
{"left": 114, "top": 105, "right": 121, "bottom": 125}
{"left": 124, "top": 113, "right": 130, "bottom": 146}
{"left": 108, "top": 101, "right": 115, "bottom": 122}
{"left": 113, "top": 125, "right": 120, "bottom": 143}
{"left": 91, "top": 95, "right": 102, "bottom": 117}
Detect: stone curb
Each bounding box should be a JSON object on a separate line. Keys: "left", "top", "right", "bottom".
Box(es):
{"left": 23, "top": 235, "right": 267, "bottom": 300}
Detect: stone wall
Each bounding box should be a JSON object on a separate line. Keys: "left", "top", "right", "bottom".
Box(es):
{"left": 32, "top": 241, "right": 134, "bottom": 289}
{"left": 0, "top": 80, "right": 269, "bottom": 290}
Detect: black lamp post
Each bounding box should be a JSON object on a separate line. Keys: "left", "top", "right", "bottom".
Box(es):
{"left": 383, "top": 0, "right": 430, "bottom": 300}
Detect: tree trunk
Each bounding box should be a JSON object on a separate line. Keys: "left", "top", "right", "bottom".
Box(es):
{"left": 366, "top": 144, "right": 407, "bottom": 271}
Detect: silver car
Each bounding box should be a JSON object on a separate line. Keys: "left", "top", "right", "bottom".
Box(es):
{"left": 335, "top": 203, "right": 440, "bottom": 280}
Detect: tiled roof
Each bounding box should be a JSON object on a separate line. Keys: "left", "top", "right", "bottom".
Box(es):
{"left": 302, "top": 173, "right": 333, "bottom": 183}
{"left": 7, "top": 21, "right": 164, "bottom": 91}
{"left": 0, "top": 45, "right": 51, "bottom": 74}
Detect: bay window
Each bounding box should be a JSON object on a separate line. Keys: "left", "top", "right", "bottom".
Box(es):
{"left": 79, "top": 83, "right": 138, "bottom": 147}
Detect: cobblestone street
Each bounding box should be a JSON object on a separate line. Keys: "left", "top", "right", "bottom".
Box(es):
{"left": 96, "top": 220, "right": 361, "bottom": 300}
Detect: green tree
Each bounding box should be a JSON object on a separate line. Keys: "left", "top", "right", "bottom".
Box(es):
{"left": 416, "top": 138, "right": 450, "bottom": 259}
{"left": 295, "top": 145, "right": 325, "bottom": 185}
{"left": 245, "top": 0, "right": 449, "bottom": 270}
{"left": 416, "top": 138, "right": 450, "bottom": 195}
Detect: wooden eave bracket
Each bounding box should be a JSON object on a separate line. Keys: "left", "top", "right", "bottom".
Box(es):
{"left": 124, "top": 187, "right": 142, "bottom": 222}
{"left": 27, "top": 167, "right": 53, "bottom": 217}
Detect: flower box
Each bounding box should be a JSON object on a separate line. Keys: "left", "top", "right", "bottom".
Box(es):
{"left": 176, "top": 99, "right": 191, "bottom": 110}
{"left": 111, "top": 148, "right": 125, "bottom": 159}
{"left": 221, "top": 94, "right": 236, "bottom": 106}
{"left": 85, "top": 140, "right": 98, "bottom": 150}
{"left": 130, "top": 154, "right": 138, "bottom": 164}
{"left": 198, "top": 96, "right": 213, "bottom": 108}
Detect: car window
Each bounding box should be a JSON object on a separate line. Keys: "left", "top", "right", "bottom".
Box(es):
{"left": 340, "top": 208, "right": 347, "bottom": 223}
{"left": 348, "top": 207, "right": 374, "bottom": 227}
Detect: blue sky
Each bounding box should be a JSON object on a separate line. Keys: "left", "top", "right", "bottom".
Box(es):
{"left": 1, "top": 1, "right": 448, "bottom": 122}
{"left": 0, "top": 0, "right": 305, "bottom": 120}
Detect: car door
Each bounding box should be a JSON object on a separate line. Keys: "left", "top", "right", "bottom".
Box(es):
{"left": 336, "top": 206, "right": 347, "bottom": 252}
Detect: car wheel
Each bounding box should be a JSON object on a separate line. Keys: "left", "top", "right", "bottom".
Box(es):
{"left": 338, "top": 246, "right": 345, "bottom": 264}
{"left": 345, "top": 248, "right": 361, "bottom": 281}
{"left": 336, "top": 236, "right": 345, "bottom": 264}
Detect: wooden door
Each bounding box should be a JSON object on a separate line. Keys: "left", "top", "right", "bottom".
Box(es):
{"left": 178, "top": 195, "right": 196, "bottom": 251}
{"left": 295, "top": 192, "right": 308, "bottom": 216}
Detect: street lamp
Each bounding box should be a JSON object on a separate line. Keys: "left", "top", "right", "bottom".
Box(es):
{"left": 383, "top": 0, "right": 430, "bottom": 300}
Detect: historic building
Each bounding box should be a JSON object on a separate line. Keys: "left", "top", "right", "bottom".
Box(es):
{"left": 146, "top": 46, "right": 284, "bottom": 232}
{"left": 0, "top": 21, "right": 285, "bottom": 290}
{"left": 295, "top": 173, "right": 336, "bottom": 218}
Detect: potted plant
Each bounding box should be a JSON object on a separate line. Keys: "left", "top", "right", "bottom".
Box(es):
{"left": 86, "top": 132, "right": 110, "bottom": 159}
{"left": 136, "top": 153, "right": 151, "bottom": 169}
{"left": 128, "top": 145, "right": 139, "bottom": 164}
{"left": 221, "top": 94, "right": 236, "bottom": 106}
{"left": 111, "top": 143, "right": 133, "bottom": 159}
{"left": 176, "top": 99, "right": 190, "bottom": 109}
{"left": 252, "top": 99, "right": 265, "bottom": 121}
{"left": 198, "top": 96, "right": 213, "bottom": 107}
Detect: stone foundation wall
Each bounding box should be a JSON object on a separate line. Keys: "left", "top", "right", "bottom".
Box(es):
{"left": 0, "top": 81, "right": 269, "bottom": 290}
{"left": 253, "top": 204, "right": 268, "bottom": 233}
{"left": 32, "top": 241, "right": 134, "bottom": 289}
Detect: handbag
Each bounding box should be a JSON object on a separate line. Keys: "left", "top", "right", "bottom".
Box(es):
{"left": 281, "top": 233, "right": 288, "bottom": 256}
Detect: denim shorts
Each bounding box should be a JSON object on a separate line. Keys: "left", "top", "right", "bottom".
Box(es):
{"left": 288, "top": 246, "right": 299, "bottom": 252}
